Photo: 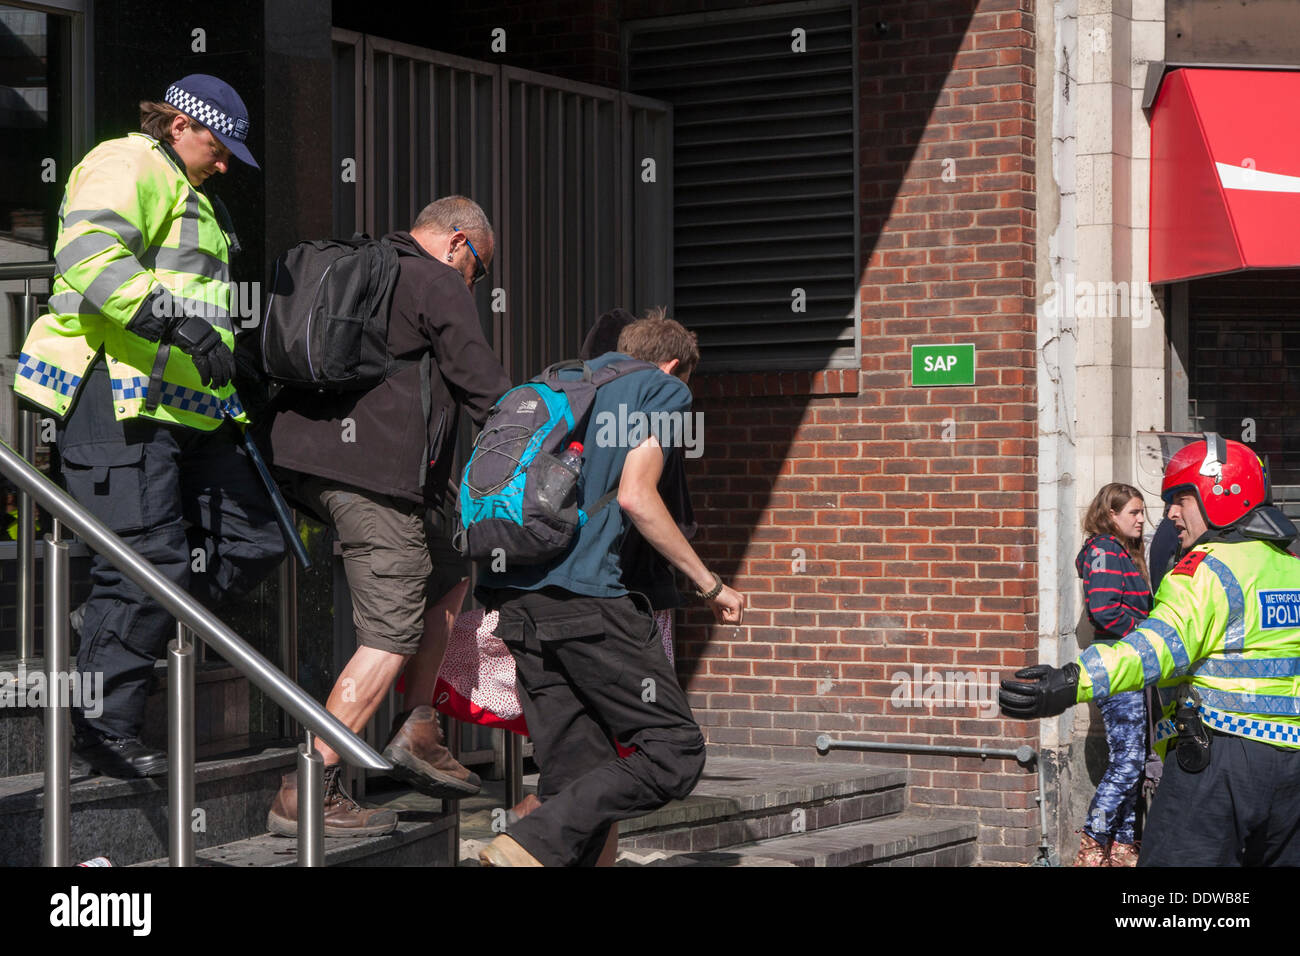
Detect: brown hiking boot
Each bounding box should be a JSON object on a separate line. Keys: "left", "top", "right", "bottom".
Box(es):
{"left": 382, "top": 706, "right": 481, "bottom": 799}
{"left": 267, "top": 764, "right": 399, "bottom": 838}
{"left": 1073, "top": 831, "right": 1110, "bottom": 867}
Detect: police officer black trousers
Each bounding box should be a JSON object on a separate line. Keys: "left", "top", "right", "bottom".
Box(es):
{"left": 1141, "top": 730, "right": 1300, "bottom": 866}
{"left": 54, "top": 363, "right": 285, "bottom": 740}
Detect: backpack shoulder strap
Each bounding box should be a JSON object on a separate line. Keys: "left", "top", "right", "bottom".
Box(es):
{"left": 579, "top": 358, "right": 668, "bottom": 519}
{"left": 588, "top": 358, "right": 659, "bottom": 387}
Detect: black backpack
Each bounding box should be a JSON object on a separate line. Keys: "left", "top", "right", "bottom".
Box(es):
{"left": 258, "top": 236, "right": 415, "bottom": 390}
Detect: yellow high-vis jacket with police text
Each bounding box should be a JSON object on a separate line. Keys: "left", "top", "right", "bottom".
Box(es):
{"left": 1077, "top": 538, "right": 1300, "bottom": 750}
{"left": 14, "top": 132, "right": 244, "bottom": 430}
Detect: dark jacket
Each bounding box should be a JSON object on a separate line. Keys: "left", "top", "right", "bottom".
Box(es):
{"left": 1076, "top": 534, "right": 1152, "bottom": 643}
{"left": 262, "top": 231, "right": 511, "bottom": 511}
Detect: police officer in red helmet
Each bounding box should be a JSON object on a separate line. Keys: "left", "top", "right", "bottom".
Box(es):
{"left": 1001, "top": 433, "right": 1300, "bottom": 865}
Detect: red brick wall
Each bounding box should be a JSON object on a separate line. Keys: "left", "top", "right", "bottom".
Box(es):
{"left": 635, "top": 0, "right": 1040, "bottom": 864}
{"left": 353, "top": 0, "right": 1043, "bottom": 863}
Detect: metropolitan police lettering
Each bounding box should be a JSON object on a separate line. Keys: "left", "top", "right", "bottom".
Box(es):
{"left": 1258, "top": 590, "right": 1300, "bottom": 628}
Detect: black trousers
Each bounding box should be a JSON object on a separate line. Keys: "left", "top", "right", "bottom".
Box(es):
{"left": 1140, "top": 730, "right": 1300, "bottom": 866}
{"left": 489, "top": 587, "right": 706, "bottom": 867}
{"left": 55, "top": 365, "right": 286, "bottom": 740}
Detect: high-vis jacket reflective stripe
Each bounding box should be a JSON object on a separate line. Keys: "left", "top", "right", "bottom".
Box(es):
{"left": 13, "top": 133, "right": 243, "bottom": 430}
{"left": 1077, "top": 539, "right": 1300, "bottom": 749}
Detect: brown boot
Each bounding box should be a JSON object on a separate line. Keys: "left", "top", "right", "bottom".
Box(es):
{"left": 1107, "top": 840, "right": 1139, "bottom": 867}
{"left": 1073, "top": 831, "right": 1110, "bottom": 867}
{"left": 382, "top": 706, "right": 481, "bottom": 798}
{"left": 267, "top": 764, "right": 399, "bottom": 838}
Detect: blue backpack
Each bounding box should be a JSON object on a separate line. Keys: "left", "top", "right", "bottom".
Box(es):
{"left": 455, "top": 357, "right": 657, "bottom": 565}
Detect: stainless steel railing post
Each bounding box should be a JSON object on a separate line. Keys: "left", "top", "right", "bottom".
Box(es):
{"left": 0, "top": 436, "right": 388, "bottom": 771}
{"left": 298, "top": 731, "right": 324, "bottom": 867}
{"left": 277, "top": 545, "right": 299, "bottom": 739}
{"left": 41, "top": 528, "right": 70, "bottom": 867}
{"left": 16, "top": 280, "right": 37, "bottom": 661}
{"left": 168, "top": 622, "right": 195, "bottom": 866}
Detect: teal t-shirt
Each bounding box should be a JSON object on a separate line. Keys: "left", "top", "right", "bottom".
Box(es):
{"left": 477, "top": 351, "right": 693, "bottom": 598}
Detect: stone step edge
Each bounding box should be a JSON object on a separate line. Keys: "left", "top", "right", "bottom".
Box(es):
{"left": 619, "top": 766, "right": 908, "bottom": 836}
{"left": 0, "top": 744, "right": 298, "bottom": 813}
{"left": 626, "top": 816, "right": 980, "bottom": 867}
{"left": 743, "top": 816, "right": 980, "bottom": 866}
{"left": 132, "top": 817, "right": 455, "bottom": 867}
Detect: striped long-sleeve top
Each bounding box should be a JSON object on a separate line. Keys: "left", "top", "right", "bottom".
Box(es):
{"left": 1075, "top": 534, "right": 1152, "bottom": 642}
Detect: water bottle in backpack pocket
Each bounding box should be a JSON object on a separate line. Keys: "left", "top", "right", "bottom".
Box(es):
{"left": 455, "top": 358, "right": 657, "bottom": 566}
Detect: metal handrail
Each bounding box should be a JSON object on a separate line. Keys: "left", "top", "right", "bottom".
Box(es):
{"left": 0, "top": 261, "right": 56, "bottom": 280}
{"left": 815, "top": 735, "right": 1057, "bottom": 866}
{"left": 0, "top": 437, "right": 388, "bottom": 768}
{"left": 0, "top": 436, "right": 389, "bottom": 867}
{"left": 7, "top": 266, "right": 52, "bottom": 661}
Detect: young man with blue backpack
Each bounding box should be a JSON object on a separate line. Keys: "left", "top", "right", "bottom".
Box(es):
{"left": 464, "top": 312, "right": 745, "bottom": 867}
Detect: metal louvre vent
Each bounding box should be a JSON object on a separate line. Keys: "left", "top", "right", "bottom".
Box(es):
{"left": 626, "top": 2, "right": 858, "bottom": 371}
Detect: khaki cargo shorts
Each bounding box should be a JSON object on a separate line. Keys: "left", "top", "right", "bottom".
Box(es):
{"left": 297, "top": 476, "right": 454, "bottom": 656}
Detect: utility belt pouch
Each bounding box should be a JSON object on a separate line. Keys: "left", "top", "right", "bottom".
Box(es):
{"left": 1174, "top": 686, "right": 1211, "bottom": 773}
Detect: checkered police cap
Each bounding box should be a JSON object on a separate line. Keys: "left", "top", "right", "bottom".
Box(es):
{"left": 163, "top": 74, "right": 258, "bottom": 169}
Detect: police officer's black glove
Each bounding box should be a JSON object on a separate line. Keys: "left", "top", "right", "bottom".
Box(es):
{"left": 999, "top": 662, "right": 1080, "bottom": 719}
{"left": 168, "top": 314, "right": 236, "bottom": 389}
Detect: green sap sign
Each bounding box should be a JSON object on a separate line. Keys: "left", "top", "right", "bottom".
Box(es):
{"left": 911, "top": 344, "right": 975, "bottom": 386}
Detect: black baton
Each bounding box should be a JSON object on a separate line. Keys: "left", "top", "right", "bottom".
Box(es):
{"left": 223, "top": 399, "right": 311, "bottom": 570}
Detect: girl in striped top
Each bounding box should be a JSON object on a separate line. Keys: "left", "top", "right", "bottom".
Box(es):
{"left": 1073, "top": 483, "right": 1152, "bottom": 866}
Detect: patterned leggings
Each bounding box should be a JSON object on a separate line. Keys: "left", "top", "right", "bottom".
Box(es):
{"left": 1084, "top": 689, "right": 1147, "bottom": 846}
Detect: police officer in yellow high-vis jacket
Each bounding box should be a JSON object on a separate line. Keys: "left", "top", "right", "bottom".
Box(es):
{"left": 14, "top": 75, "right": 284, "bottom": 777}
{"left": 1001, "top": 433, "right": 1300, "bottom": 866}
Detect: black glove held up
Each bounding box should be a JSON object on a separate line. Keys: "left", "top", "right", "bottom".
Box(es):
{"left": 999, "top": 662, "right": 1080, "bottom": 719}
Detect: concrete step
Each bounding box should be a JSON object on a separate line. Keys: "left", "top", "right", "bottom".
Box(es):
{"left": 0, "top": 657, "right": 251, "bottom": 777}
{"left": 628, "top": 815, "right": 980, "bottom": 867}
{"left": 0, "top": 744, "right": 297, "bottom": 866}
{"left": 135, "top": 821, "right": 457, "bottom": 867}
{"left": 135, "top": 787, "right": 458, "bottom": 866}
{"left": 618, "top": 756, "right": 908, "bottom": 853}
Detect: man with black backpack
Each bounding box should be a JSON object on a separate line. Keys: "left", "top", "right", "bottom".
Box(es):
{"left": 261, "top": 196, "right": 510, "bottom": 836}
{"left": 472, "top": 313, "right": 745, "bottom": 867}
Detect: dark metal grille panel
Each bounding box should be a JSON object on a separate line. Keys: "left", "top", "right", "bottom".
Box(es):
{"left": 499, "top": 69, "right": 619, "bottom": 380}
{"left": 1189, "top": 269, "right": 1300, "bottom": 486}
{"left": 626, "top": 1, "right": 858, "bottom": 370}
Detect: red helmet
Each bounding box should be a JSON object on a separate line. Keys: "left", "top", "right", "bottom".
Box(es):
{"left": 1161, "top": 432, "right": 1269, "bottom": 529}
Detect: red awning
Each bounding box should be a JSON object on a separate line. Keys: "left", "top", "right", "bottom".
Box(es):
{"left": 1150, "top": 68, "right": 1300, "bottom": 283}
